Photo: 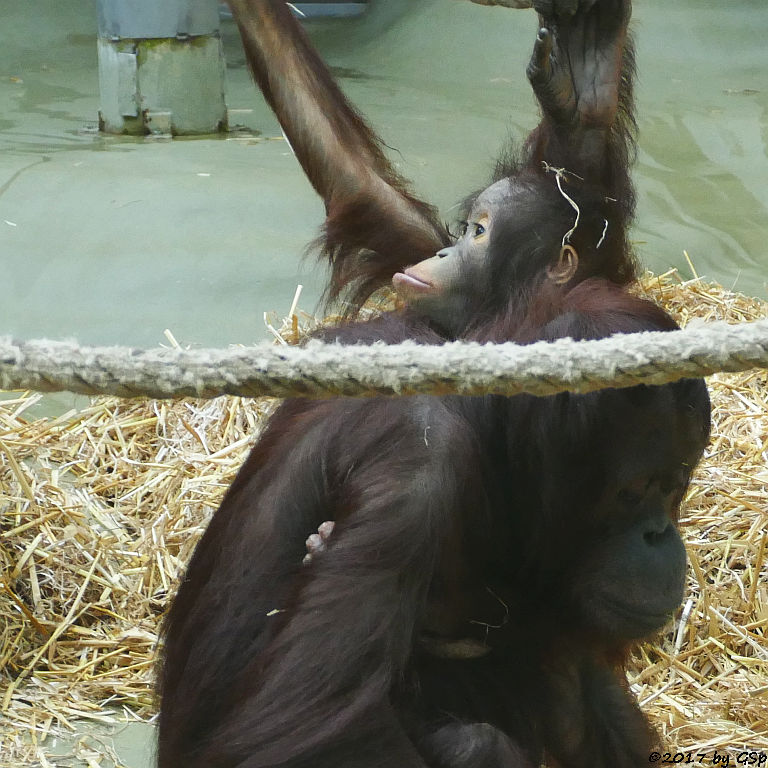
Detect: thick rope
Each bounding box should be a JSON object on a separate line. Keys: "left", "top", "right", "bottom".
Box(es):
{"left": 0, "top": 318, "right": 767, "bottom": 401}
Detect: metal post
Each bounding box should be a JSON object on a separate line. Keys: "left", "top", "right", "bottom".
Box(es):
{"left": 97, "top": 0, "right": 227, "bottom": 136}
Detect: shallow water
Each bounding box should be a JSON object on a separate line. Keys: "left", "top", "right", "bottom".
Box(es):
{"left": 1, "top": 0, "right": 766, "bottom": 356}
{"left": 1, "top": 0, "right": 766, "bottom": 764}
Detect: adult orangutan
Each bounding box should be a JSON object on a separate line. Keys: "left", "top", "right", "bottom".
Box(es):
{"left": 158, "top": 2, "right": 710, "bottom": 766}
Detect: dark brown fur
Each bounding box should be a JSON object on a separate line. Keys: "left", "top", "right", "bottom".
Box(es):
{"left": 158, "top": 2, "right": 710, "bottom": 766}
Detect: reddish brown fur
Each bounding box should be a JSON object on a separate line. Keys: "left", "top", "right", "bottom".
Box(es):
{"left": 158, "top": 2, "right": 711, "bottom": 766}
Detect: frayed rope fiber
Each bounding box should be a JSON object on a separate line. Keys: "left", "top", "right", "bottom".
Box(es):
{"left": 1, "top": 318, "right": 767, "bottom": 401}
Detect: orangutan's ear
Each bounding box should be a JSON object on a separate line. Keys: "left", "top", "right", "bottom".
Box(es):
{"left": 547, "top": 244, "right": 579, "bottom": 285}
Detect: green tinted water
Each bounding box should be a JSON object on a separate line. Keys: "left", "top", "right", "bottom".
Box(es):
{"left": 0, "top": 0, "right": 765, "bottom": 358}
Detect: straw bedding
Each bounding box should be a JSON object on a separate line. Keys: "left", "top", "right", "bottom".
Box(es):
{"left": 1, "top": 272, "right": 766, "bottom": 764}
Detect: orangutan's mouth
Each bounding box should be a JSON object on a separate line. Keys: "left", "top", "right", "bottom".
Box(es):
{"left": 392, "top": 269, "right": 433, "bottom": 295}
